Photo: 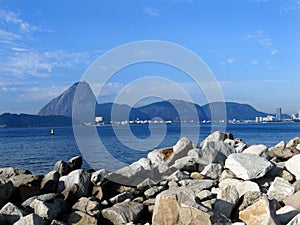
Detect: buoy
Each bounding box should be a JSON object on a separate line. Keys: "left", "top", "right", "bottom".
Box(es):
{"left": 50, "top": 129, "right": 54, "bottom": 135}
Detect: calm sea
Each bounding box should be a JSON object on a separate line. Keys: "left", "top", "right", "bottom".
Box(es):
{"left": 1, "top": 123, "right": 300, "bottom": 174}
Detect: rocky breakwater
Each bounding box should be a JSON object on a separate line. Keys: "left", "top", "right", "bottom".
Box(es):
{"left": 2, "top": 132, "right": 300, "bottom": 224}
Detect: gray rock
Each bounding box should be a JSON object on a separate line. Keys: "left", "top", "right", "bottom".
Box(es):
{"left": 22, "top": 193, "right": 59, "bottom": 208}
{"left": 165, "top": 170, "right": 190, "bottom": 182}
{"left": 109, "top": 192, "right": 134, "bottom": 204}
{"left": 30, "top": 198, "right": 69, "bottom": 220}
{"left": 67, "top": 211, "right": 98, "bottom": 225}
{"left": 0, "top": 178, "right": 15, "bottom": 207}
{"left": 267, "top": 177, "right": 295, "bottom": 201}
{"left": 101, "top": 201, "right": 144, "bottom": 225}
{"left": 91, "top": 169, "right": 110, "bottom": 186}
{"left": 54, "top": 160, "right": 70, "bottom": 176}
{"left": 136, "top": 178, "right": 158, "bottom": 190}
{"left": 239, "top": 191, "right": 262, "bottom": 211}
{"left": 199, "top": 141, "right": 236, "bottom": 166}
{"left": 40, "top": 171, "right": 60, "bottom": 193}
{"left": 72, "top": 197, "right": 101, "bottom": 218}
{"left": 286, "top": 155, "right": 300, "bottom": 180}
{"left": 287, "top": 213, "right": 300, "bottom": 225}
{"left": 67, "top": 156, "right": 82, "bottom": 171}
{"left": 179, "top": 179, "right": 216, "bottom": 192}
{"left": 0, "top": 202, "right": 27, "bottom": 224}
{"left": 0, "top": 167, "right": 31, "bottom": 179}
{"left": 276, "top": 206, "right": 300, "bottom": 225}
{"left": 200, "top": 131, "right": 227, "bottom": 148}
{"left": 58, "top": 169, "right": 91, "bottom": 200}
{"left": 51, "top": 220, "right": 66, "bottom": 225}
{"left": 225, "top": 153, "right": 274, "bottom": 180}
{"left": 172, "top": 148, "right": 201, "bottom": 171}
{"left": 195, "top": 190, "right": 213, "bottom": 201}
{"left": 293, "top": 180, "right": 300, "bottom": 192}
{"left": 13, "top": 213, "right": 44, "bottom": 225}
{"left": 173, "top": 137, "right": 193, "bottom": 154}
{"left": 235, "top": 181, "right": 260, "bottom": 197}
{"left": 234, "top": 141, "right": 248, "bottom": 153}
{"left": 200, "top": 163, "right": 223, "bottom": 180}
{"left": 144, "top": 186, "right": 164, "bottom": 198}
{"left": 214, "top": 185, "right": 239, "bottom": 218}
{"left": 243, "top": 144, "right": 268, "bottom": 156}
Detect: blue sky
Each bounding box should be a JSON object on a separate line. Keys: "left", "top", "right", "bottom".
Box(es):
{"left": 0, "top": 0, "right": 300, "bottom": 115}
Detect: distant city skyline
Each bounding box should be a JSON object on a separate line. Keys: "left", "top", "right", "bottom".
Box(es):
{"left": 0, "top": 1, "right": 300, "bottom": 115}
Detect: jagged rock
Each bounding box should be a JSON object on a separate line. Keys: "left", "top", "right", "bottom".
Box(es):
{"left": 267, "top": 177, "right": 295, "bottom": 201}
{"left": 54, "top": 156, "right": 83, "bottom": 177}
{"left": 173, "top": 137, "right": 194, "bottom": 154}
{"left": 166, "top": 170, "right": 190, "bottom": 182}
{"left": 109, "top": 192, "right": 134, "bottom": 204}
{"left": 214, "top": 185, "right": 239, "bottom": 218}
{"left": 224, "top": 139, "right": 235, "bottom": 147}
{"left": 276, "top": 206, "right": 300, "bottom": 224}
{"left": 58, "top": 169, "right": 91, "bottom": 201}
{"left": 0, "top": 167, "right": 31, "bottom": 179}
{"left": 91, "top": 169, "right": 110, "bottom": 186}
{"left": 30, "top": 198, "right": 69, "bottom": 220}
{"left": 72, "top": 197, "right": 101, "bottom": 218}
{"left": 269, "top": 145, "right": 300, "bottom": 159}
{"left": 179, "top": 179, "right": 216, "bottom": 192}
{"left": 137, "top": 178, "right": 158, "bottom": 190}
{"left": 239, "top": 195, "right": 280, "bottom": 225}
{"left": 239, "top": 191, "right": 262, "bottom": 211}
{"left": 200, "top": 163, "right": 222, "bottom": 180}
{"left": 200, "top": 131, "right": 228, "bottom": 148}
{"left": 152, "top": 187, "right": 231, "bottom": 225}
{"left": 225, "top": 153, "right": 273, "bottom": 180}
{"left": 67, "top": 156, "right": 82, "bottom": 171}
{"left": 144, "top": 186, "right": 164, "bottom": 198}
{"left": 195, "top": 190, "right": 213, "bottom": 201}
{"left": 243, "top": 144, "right": 268, "bottom": 157}
{"left": 172, "top": 148, "right": 201, "bottom": 172}
{"left": 91, "top": 186, "right": 103, "bottom": 201}
{"left": 286, "top": 155, "right": 300, "bottom": 180}
{"left": 234, "top": 141, "right": 248, "bottom": 153}
{"left": 13, "top": 213, "right": 44, "bottom": 225}
{"left": 283, "top": 191, "right": 300, "bottom": 211}
{"left": 101, "top": 201, "right": 144, "bottom": 225}
{"left": 67, "top": 211, "right": 98, "bottom": 225}
{"left": 287, "top": 213, "right": 300, "bottom": 225}
{"left": 287, "top": 137, "right": 300, "bottom": 148}
{"left": 0, "top": 178, "right": 15, "bottom": 207}
{"left": 22, "top": 193, "right": 59, "bottom": 208}
{"left": 219, "top": 178, "right": 243, "bottom": 190}
{"left": 0, "top": 202, "right": 27, "bottom": 224}
{"left": 219, "top": 169, "right": 236, "bottom": 181}
{"left": 40, "top": 171, "right": 60, "bottom": 193}
{"left": 235, "top": 181, "right": 260, "bottom": 197}
{"left": 199, "top": 141, "right": 236, "bottom": 166}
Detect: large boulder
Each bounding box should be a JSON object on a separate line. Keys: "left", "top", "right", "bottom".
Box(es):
{"left": 214, "top": 185, "right": 239, "bottom": 218}
{"left": 40, "top": 171, "right": 60, "bottom": 193}
{"left": 200, "top": 131, "right": 231, "bottom": 148}
{"left": 268, "top": 140, "right": 300, "bottom": 159}
{"left": 243, "top": 144, "right": 268, "bottom": 157}
{"left": 72, "top": 197, "right": 101, "bottom": 218}
{"left": 239, "top": 195, "right": 280, "bottom": 225}
{"left": 0, "top": 202, "right": 27, "bottom": 224}
{"left": 225, "top": 153, "right": 273, "bottom": 180}
{"left": 54, "top": 156, "right": 83, "bottom": 176}
{"left": 267, "top": 177, "right": 294, "bottom": 201}
{"left": 0, "top": 167, "right": 31, "bottom": 179}
{"left": 101, "top": 201, "right": 144, "bottom": 225}
{"left": 286, "top": 155, "right": 300, "bottom": 180}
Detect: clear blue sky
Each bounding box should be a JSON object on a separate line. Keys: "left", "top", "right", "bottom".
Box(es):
{"left": 0, "top": 0, "right": 299, "bottom": 115}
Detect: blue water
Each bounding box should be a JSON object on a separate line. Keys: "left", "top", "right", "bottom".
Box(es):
{"left": 0, "top": 123, "right": 300, "bottom": 174}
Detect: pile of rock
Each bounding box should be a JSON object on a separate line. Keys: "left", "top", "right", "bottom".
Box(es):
{"left": 1, "top": 131, "right": 300, "bottom": 224}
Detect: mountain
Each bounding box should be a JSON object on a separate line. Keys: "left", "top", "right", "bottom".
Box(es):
{"left": 202, "top": 102, "right": 270, "bottom": 121}
{"left": 37, "top": 81, "right": 279, "bottom": 123}
{"left": 0, "top": 113, "right": 73, "bottom": 128}
{"left": 38, "top": 81, "right": 97, "bottom": 120}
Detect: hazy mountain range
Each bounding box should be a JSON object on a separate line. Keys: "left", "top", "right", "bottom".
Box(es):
{"left": 37, "top": 81, "right": 274, "bottom": 124}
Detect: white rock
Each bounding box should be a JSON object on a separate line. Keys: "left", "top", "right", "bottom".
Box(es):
{"left": 286, "top": 155, "right": 300, "bottom": 180}
{"left": 236, "top": 181, "right": 261, "bottom": 197}
{"left": 13, "top": 213, "right": 44, "bottom": 225}
{"left": 0, "top": 202, "right": 27, "bottom": 224}
{"left": 267, "top": 177, "right": 295, "bottom": 201}
{"left": 225, "top": 153, "right": 273, "bottom": 180}
{"left": 243, "top": 144, "right": 267, "bottom": 156}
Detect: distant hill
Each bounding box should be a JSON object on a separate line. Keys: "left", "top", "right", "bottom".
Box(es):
{"left": 0, "top": 113, "right": 73, "bottom": 128}
{"left": 37, "top": 81, "right": 281, "bottom": 123}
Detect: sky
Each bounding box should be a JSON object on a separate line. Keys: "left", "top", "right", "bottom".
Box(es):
{"left": 0, "top": 0, "right": 300, "bottom": 115}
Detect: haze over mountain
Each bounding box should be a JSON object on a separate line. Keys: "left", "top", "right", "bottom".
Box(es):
{"left": 37, "top": 81, "right": 275, "bottom": 123}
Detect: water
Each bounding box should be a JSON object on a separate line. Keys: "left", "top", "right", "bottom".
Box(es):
{"left": 0, "top": 123, "right": 300, "bottom": 174}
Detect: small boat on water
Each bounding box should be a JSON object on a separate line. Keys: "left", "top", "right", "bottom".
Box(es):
{"left": 50, "top": 129, "right": 55, "bottom": 135}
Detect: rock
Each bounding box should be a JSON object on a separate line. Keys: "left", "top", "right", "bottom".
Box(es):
{"left": 0, "top": 178, "right": 15, "bottom": 207}
{"left": 58, "top": 169, "right": 91, "bottom": 201}
{"left": 269, "top": 146, "right": 300, "bottom": 160}
{"left": 224, "top": 139, "right": 235, "bottom": 147}
{"left": 67, "top": 156, "right": 82, "bottom": 171}
{"left": 243, "top": 144, "right": 268, "bottom": 156}
{"left": 13, "top": 213, "right": 44, "bottom": 225}
{"left": 0, "top": 167, "right": 31, "bottom": 179}
{"left": 219, "top": 178, "right": 243, "bottom": 190}
{"left": 147, "top": 149, "right": 168, "bottom": 166}
{"left": 172, "top": 148, "right": 201, "bottom": 172}
{"left": 22, "top": 193, "right": 59, "bottom": 208}
{"left": 51, "top": 220, "right": 67, "bottom": 225}
{"left": 225, "top": 153, "right": 273, "bottom": 180}
{"left": 287, "top": 137, "right": 300, "bottom": 148}
{"left": 286, "top": 155, "right": 300, "bottom": 180}
{"left": 54, "top": 160, "right": 71, "bottom": 176}
{"left": 101, "top": 201, "right": 144, "bottom": 225}
{"left": 144, "top": 186, "right": 164, "bottom": 198}
{"left": 0, "top": 202, "right": 27, "bottom": 224}
{"left": 152, "top": 187, "right": 231, "bottom": 225}
{"left": 195, "top": 190, "right": 213, "bottom": 201}
{"left": 283, "top": 191, "right": 300, "bottom": 211}
{"left": 199, "top": 141, "right": 236, "bottom": 166}
{"left": 214, "top": 185, "right": 239, "bottom": 218}
{"left": 239, "top": 195, "right": 280, "bottom": 225}
{"left": 30, "top": 198, "right": 69, "bottom": 220}
{"left": 267, "top": 177, "right": 295, "bottom": 201}
{"left": 282, "top": 170, "right": 294, "bottom": 182}
{"left": 179, "top": 179, "right": 216, "bottom": 192}
{"left": 40, "top": 171, "right": 60, "bottom": 193}
{"left": 200, "top": 131, "right": 227, "bottom": 148}
{"left": 200, "top": 163, "right": 222, "bottom": 180}
{"left": 219, "top": 169, "right": 236, "bottom": 181}
{"left": 239, "top": 191, "right": 262, "bottom": 211}
{"left": 235, "top": 181, "right": 261, "bottom": 198}
{"left": 287, "top": 213, "right": 300, "bottom": 225}
{"left": 91, "top": 169, "right": 110, "bottom": 186}
{"left": 72, "top": 197, "right": 101, "bottom": 218}
{"left": 173, "top": 137, "right": 194, "bottom": 154}
{"left": 91, "top": 186, "right": 103, "bottom": 201}
{"left": 234, "top": 141, "right": 248, "bottom": 153}
{"left": 276, "top": 206, "right": 300, "bottom": 224}
{"left": 293, "top": 180, "right": 300, "bottom": 192}
{"left": 67, "top": 211, "right": 98, "bottom": 225}
{"left": 109, "top": 192, "right": 134, "bottom": 204}
{"left": 136, "top": 178, "right": 158, "bottom": 190}
{"left": 166, "top": 170, "right": 190, "bottom": 182}
{"left": 190, "top": 172, "right": 205, "bottom": 180}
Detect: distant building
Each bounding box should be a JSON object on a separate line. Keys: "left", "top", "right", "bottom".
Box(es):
{"left": 276, "top": 108, "right": 282, "bottom": 121}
